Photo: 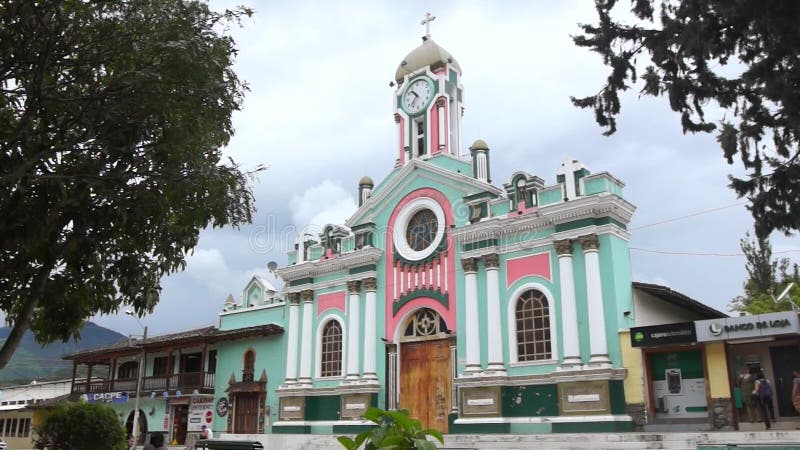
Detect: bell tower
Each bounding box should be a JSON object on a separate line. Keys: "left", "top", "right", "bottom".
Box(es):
{"left": 393, "top": 13, "right": 464, "bottom": 166}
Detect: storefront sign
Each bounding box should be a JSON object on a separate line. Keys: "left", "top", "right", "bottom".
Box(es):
{"left": 630, "top": 322, "right": 696, "bottom": 347}
{"left": 215, "top": 397, "right": 229, "bottom": 417}
{"left": 86, "top": 392, "right": 128, "bottom": 403}
{"left": 695, "top": 311, "right": 800, "bottom": 342}
{"left": 188, "top": 397, "right": 214, "bottom": 432}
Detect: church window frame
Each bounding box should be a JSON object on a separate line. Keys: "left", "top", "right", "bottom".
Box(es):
{"left": 393, "top": 197, "right": 445, "bottom": 262}
{"left": 315, "top": 315, "right": 346, "bottom": 379}
{"left": 506, "top": 282, "right": 559, "bottom": 366}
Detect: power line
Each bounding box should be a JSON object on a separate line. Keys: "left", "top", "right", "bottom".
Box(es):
{"left": 629, "top": 202, "right": 747, "bottom": 231}
{"left": 631, "top": 247, "right": 800, "bottom": 257}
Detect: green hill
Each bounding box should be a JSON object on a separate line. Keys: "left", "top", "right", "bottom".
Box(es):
{"left": 0, "top": 321, "right": 126, "bottom": 386}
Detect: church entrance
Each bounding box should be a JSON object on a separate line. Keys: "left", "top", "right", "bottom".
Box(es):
{"left": 399, "top": 308, "right": 453, "bottom": 432}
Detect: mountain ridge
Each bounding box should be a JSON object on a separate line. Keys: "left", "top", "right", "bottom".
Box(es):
{"left": 0, "top": 321, "right": 126, "bottom": 386}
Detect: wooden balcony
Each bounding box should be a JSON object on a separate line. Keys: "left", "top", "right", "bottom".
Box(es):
{"left": 71, "top": 372, "right": 216, "bottom": 395}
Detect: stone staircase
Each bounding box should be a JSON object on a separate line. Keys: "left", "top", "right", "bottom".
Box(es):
{"left": 218, "top": 431, "right": 800, "bottom": 450}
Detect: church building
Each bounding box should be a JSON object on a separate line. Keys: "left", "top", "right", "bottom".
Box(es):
{"left": 212, "top": 17, "right": 638, "bottom": 435}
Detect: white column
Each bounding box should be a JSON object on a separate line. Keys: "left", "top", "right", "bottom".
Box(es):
{"left": 463, "top": 258, "right": 481, "bottom": 374}
{"left": 484, "top": 254, "right": 505, "bottom": 374}
{"left": 284, "top": 294, "right": 301, "bottom": 384}
{"left": 556, "top": 240, "right": 582, "bottom": 368}
{"left": 581, "top": 234, "right": 610, "bottom": 366}
{"left": 298, "top": 290, "right": 314, "bottom": 385}
{"left": 346, "top": 281, "right": 361, "bottom": 380}
{"left": 363, "top": 278, "right": 378, "bottom": 380}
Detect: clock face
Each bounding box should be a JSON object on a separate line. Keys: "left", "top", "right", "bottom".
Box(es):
{"left": 403, "top": 78, "right": 433, "bottom": 115}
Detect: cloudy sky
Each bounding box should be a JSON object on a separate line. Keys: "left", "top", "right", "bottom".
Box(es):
{"left": 94, "top": 0, "right": 799, "bottom": 337}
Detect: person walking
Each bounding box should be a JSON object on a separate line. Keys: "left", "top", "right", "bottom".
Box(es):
{"left": 201, "top": 425, "right": 213, "bottom": 440}
{"left": 738, "top": 366, "right": 759, "bottom": 423}
{"left": 755, "top": 370, "right": 775, "bottom": 430}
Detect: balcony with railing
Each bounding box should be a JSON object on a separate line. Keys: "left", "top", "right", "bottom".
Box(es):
{"left": 71, "top": 371, "right": 216, "bottom": 395}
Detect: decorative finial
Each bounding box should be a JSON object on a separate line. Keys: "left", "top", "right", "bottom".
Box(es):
{"left": 421, "top": 12, "right": 436, "bottom": 38}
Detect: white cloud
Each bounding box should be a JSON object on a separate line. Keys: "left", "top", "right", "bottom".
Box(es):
{"left": 289, "top": 179, "right": 358, "bottom": 233}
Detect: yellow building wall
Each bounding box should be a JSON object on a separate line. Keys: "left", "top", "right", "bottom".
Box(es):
{"left": 619, "top": 330, "right": 644, "bottom": 404}
{"left": 705, "top": 341, "right": 730, "bottom": 398}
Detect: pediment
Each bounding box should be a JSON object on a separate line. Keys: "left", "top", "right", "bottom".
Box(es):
{"left": 346, "top": 158, "right": 502, "bottom": 228}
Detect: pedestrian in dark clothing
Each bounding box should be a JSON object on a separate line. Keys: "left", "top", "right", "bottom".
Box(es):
{"left": 755, "top": 370, "right": 775, "bottom": 430}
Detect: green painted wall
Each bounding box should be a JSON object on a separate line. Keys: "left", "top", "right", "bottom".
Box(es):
{"left": 218, "top": 303, "right": 286, "bottom": 331}
{"left": 538, "top": 186, "right": 563, "bottom": 206}
{"left": 212, "top": 333, "right": 287, "bottom": 433}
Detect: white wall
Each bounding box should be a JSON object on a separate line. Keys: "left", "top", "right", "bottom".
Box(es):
{"left": 633, "top": 288, "right": 707, "bottom": 327}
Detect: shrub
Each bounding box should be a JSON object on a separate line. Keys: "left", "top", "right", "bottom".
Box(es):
{"left": 34, "top": 402, "right": 126, "bottom": 450}
{"left": 337, "top": 407, "right": 444, "bottom": 450}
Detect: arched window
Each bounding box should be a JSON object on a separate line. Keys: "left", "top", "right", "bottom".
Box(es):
{"left": 515, "top": 289, "right": 551, "bottom": 361}
{"left": 243, "top": 349, "right": 255, "bottom": 381}
{"left": 118, "top": 361, "right": 138, "bottom": 379}
{"left": 320, "top": 320, "right": 343, "bottom": 377}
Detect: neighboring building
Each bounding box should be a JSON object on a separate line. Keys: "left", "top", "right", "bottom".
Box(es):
{"left": 0, "top": 378, "right": 73, "bottom": 449}
{"left": 696, "top": 310, "right": 800, "bottom": 428}
{"left": 213, "top": 27, "right": 642, "bottom": 436}
{"left": 64, "top": 319, "right": 282, "bottom": 446}
{"left": 624, "top": 283, "right": 729, "bottom": 430}
{"left": 625, "top": 285, "right": 800, "bottom": 430}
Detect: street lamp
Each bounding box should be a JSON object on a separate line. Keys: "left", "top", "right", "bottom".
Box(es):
{"left": 125, "top": 310, "right": 147, "bottom": 449}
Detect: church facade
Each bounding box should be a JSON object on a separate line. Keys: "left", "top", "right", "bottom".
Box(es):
{"left": 212, "top": 26, "right": 638, "bottom": 435}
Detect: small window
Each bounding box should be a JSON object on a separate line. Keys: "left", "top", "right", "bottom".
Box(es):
{"left": 207, "top": 350, "right": 217, "bottom": 374}
{"left": 21, "top": 418, "right": 30, "bottom": 437}
{"left": 242, "top": 350, "right": 256, "bottom": 376}
{"left": 118, "top": 361, "right": 138, "bottom": 379}
{"left": 413, "top": 118, "right": 425, "bottom": 157}
{"left": 320, "top": 320, "right": 343, "bottom": 377}
{"left": 515, "top": 289, "right": 552, "bottom": 361}
{"left": 152, "top": 356, "right": 168, "bottom": 376}
{"left": 181, "top": 352, "right": 202, "bottom": 373}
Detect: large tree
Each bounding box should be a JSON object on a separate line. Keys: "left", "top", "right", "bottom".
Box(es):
{"left": 572, "top": 0, "right": 800, "bottom": 238}
{"left": 0, "top": 1, "right": 257, "bottom": 368}
{"left": 729, "top": 232, "right": 799, "bottom": 314}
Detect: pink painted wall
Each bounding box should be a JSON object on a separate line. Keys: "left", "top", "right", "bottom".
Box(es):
{"left": 384, "top": 188, "right": 456, "bottom": 339}
{"left": 398, "top": 116, "right": 406, "bottom": 164}
{"left": 317, "top": 291, "right": 346, "bottom": 317}
{"left": 506, "top": 252, "right": 551, "bottom": 287}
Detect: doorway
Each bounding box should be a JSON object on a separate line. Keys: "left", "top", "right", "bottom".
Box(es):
{"left": 398, "top": 308, "right": 452, "bottom": 433}
{"left": 125, "top": 410, "right": 147, "bottom": 444}
{"left": 770, "top": 345, "right": 800, "bottom": 417}
{"left": 172, "top": 404, "right": 188, "bottom": 445}
{"left": 233, "top": 393, "right": 259, "bottom": 434}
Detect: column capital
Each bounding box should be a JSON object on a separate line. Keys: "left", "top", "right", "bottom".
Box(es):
{"left": 554, "top": 239, "right": 573, "bottom": 256}
{"left": 579, "top": 234, "right": 600, "bottom": 252}
{"left": 461, "top": 258, "right": 477, "bottom": 273}
{"left": 394, "top": 113, "right": 402, "bottom": 123}
{"left": 347, "top": 280, "right": 361, "bottom": 294}
{"left": 300, "top": 290, "right": 314, "bottom": 302}
{"left": 483, "top": 253, "right": 499, "bottom": 269}
{"left": 362, "top": 277, "right": 377, "bottom": 292}
{"left": 435, "top": 96, "right": 447, "bottom": 108}
{"left": 287, "top": 292, "right": 301, "bottom": 305}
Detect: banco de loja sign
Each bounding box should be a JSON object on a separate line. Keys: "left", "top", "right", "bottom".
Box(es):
{"left": 695, "top": 311, "right": 799, "bottom": 342}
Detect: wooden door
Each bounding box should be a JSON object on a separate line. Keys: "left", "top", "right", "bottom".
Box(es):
{"left": 233, "top": 394, "right": 259, "bottom": 434}
{"left": 400, "top": 338, "right": 452, "bottom": 432}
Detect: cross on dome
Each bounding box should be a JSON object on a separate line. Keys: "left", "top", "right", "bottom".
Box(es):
{"left": 420, "top": 12, "right": 436, "bottom": 38}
